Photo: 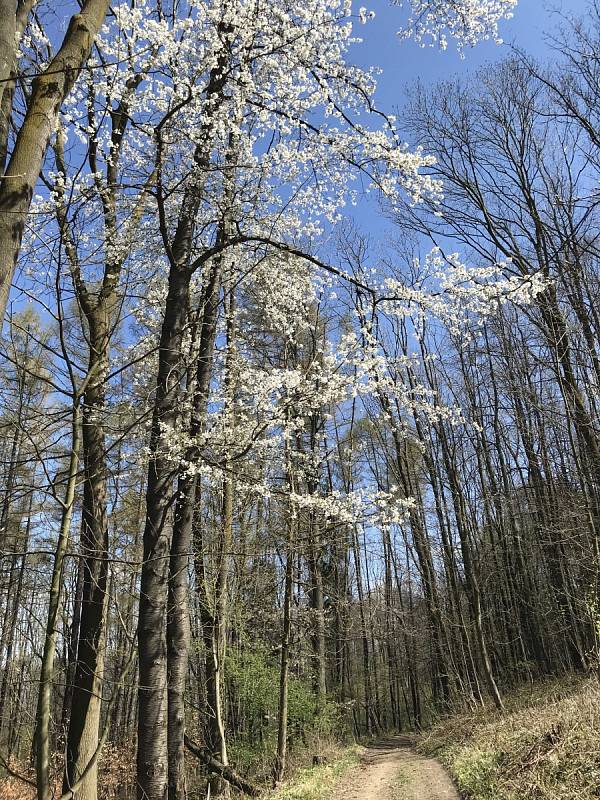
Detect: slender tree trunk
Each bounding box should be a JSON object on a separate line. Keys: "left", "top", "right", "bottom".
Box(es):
{"left": 0, "top": 425, "right": 24, "bottom": 730}
{"left": 275, "top": 448, "right": 296, "bottom": 784}
{"left": 439, "top": 434, "right": 503, "bottom": 710}
{"left": 307, "top": 520, "right": 327, "bottom": 710}
{"left": 350, "top": 522, "right": 380, "bottom": 734}
{"left": 63, "top": 315, "right": 110, "bottom": 800}
{"left": 0, "top": 482, "right": 33, "bottom": 736}
{"left": 274, "top": 546, "right": 293, "bottom": 783}
{"left": 191, "top": 284, "right": 236, "bottom": 798}
{"left": 35, "top": 406, "right": 81, "bottom": 800}
{"left": 195, "top": 514, "right": 230, "bottom": 798}
{"left": 382, "top": 528, "right": 401, "bottom": 730}
{"left": 59, "top": 554, "right": 84, "bottom": 737}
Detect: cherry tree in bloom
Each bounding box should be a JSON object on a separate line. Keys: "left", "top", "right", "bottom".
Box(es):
{"left": 11, "top": 2, "right": 526, "bottom": 800}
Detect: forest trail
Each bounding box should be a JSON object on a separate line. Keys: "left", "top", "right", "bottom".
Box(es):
{"left": 330, "top": 736, "right": 459, "bottom": 800}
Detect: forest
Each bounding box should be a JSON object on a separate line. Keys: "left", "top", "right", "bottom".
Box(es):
{"left": 0, "top": 1, "right": 598, "bottom": 799}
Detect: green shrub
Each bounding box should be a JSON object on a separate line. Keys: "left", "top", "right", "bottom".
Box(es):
{"left": 224, "top": 645, "right": 348, "bottom": 776}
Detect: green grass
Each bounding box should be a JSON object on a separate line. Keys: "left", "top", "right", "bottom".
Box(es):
{"left": 268, "top": 745, "right": 361, "bottom": 800}
{"left": 418, "top": 676, "right": 600, "bottom": 800}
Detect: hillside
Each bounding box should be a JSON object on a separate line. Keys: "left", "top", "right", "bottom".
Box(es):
{"left": 419, "top": 678, "right": 600, "bottom": 800}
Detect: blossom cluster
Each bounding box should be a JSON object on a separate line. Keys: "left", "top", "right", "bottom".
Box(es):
{"left": 397, "top": 0, "right": 517, "bottom": 51}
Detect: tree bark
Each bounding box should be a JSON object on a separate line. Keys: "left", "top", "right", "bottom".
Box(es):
{"left": 0, "top": 0, "right": 110, "bottom": 325}
{"left": 62, "top": 314, "right": 110, "bottom": 800}
{"left": 138, "top": 266, "right": 192, "bottom": 800}
{"left": 274, "top": 459, "right": 296, "bottom": 784}
{"left": 167, "top": 255, "right": 222, "bottom": 800}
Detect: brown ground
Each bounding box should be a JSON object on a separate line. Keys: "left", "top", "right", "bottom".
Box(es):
{"left": 330, "top": 736, "right": 459, "bottom": 800}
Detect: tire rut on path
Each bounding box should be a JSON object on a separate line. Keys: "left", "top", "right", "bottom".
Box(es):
{"left": 330, "top": 736, "right": 459, "bottom": 800}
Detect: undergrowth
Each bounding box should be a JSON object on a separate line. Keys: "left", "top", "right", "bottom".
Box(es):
{"left": 268, "top": 745, "right": 361, "bottom": 800}
{"left": 419, "top": 676, "right": 600, "bottom": 800}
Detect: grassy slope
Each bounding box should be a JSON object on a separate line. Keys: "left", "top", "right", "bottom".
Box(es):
{"left": 418, "top": 677, "right": 600, "bottom": 800}
{"left": 269, "top": 746, "right": 361, "bottom": 800}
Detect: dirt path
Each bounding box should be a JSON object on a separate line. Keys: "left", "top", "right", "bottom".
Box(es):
{"left": 330, "top": 736, "right": 459, "bottom": 800}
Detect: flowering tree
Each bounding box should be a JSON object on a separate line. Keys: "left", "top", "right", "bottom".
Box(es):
{"left": 0, "top": 2, "right": 525, "bottom": 800}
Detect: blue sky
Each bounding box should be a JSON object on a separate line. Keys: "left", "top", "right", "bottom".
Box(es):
{"left": 355, "top": 0, "right": 590, "bottom": 108}
{"left": 332, "top": 0, "right": 591, "bottom": 257}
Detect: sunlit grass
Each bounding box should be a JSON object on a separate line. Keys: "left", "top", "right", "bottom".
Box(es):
{"left": 269, "top": 745, "right": 361, "bottom": 800}
{"left": 419, "top": 676, "right": 600, "bottom": 799}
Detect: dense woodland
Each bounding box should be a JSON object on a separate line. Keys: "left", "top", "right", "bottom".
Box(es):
{"left": 0, "top": 1, "right": 598, "bottom": 799}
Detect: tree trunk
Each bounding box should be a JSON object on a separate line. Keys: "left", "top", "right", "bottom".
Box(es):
{"left": 274, "top": 486, "right": 295, "bottom": 784}
{"left": 440, "top": 435, "right": 503, "bottom": 710}
{"left": 62, "top": 314, "right": 110, "bottom": 800}
{"left": 167, "top": 255, "right": 222, "bottom": 800}
{"left": 35, "top": 406, "right": 81, "bottom": 800}
{"left": 59, "top": 555, "right": 84, "bottom": 737}
{"left": 138, "top": 266, "right": 192, "bottom": 800}
{"left": 0, "top": 0, "right": 110, "bottom": 325}
{"left": 0, "top": 481, "right": 33, "bottom": 737}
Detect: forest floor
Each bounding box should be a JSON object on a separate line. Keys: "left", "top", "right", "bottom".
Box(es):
{"left": 329, "top": 736, "right": 458, "bottom": 800}
{"left": 419, "top": 676, "right": 600, "bottom": 800}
